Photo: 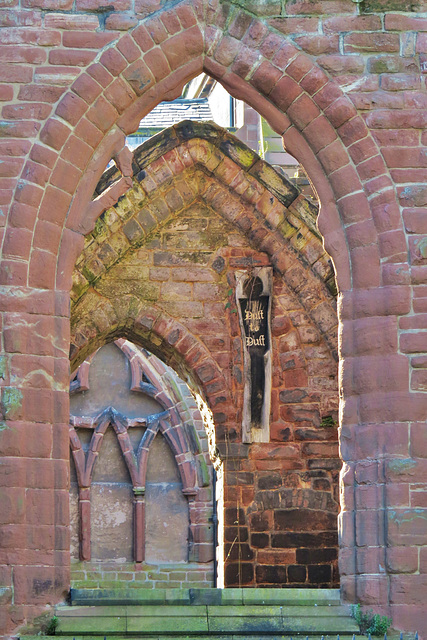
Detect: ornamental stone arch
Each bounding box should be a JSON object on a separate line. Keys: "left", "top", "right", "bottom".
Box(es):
{"left": 69, "top": 121, "right": 340, "bottom": 437}
{"left": 1, "top": 0, "right": 425, "bottom": 635}
{"left": 70, "top": 296, "right": 233, "bottom": 419}
{"left": 69, "top": 338, "right": 214, "bottom": 577}
{"left": 72, "top": 121, "right": 338, "bottom": 348}
{"left": 19, "top": 1, "right": 401, "bottom": 296}
{"left": 69, "top": 125, "right": 343, "bottom": 590}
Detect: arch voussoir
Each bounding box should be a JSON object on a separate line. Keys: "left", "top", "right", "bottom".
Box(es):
{"left": 0, "top": 0, "right": 399, "bottom": 300}
{"left": 70, "top": 293, "right": 234, "bottom": 439}
{"left": 69, "top": 123, "right": 337, "bottom": 350}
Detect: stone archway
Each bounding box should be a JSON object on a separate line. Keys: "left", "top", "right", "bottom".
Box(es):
{"left": 69, "top": 123, "right": 342, "bottom": 589}
{"left": 73, "top": 121, "right": 337, "bottom": 344}
{"left": 0, "top": 0, "right": 423, "bottom": 634}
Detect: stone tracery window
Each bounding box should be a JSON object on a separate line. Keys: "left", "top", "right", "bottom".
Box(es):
{"left": 69, "top": 341, "right": 214, "bottom": 582}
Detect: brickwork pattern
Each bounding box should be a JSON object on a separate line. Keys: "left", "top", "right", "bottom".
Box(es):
{"left": 69, "top": 562, "right": 214, "bottom": 590}
{"left": 1, "top": 0, "right": 427, "bottom": 635}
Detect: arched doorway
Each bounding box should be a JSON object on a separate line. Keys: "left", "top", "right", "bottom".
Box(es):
{"left": 1, "top": 0, "right": 419, "bottom": 634}
{"left": 69, "top": 124, "right": 341, "bottom": 588}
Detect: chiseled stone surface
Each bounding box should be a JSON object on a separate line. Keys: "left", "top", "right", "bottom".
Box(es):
{"left": 1, "top": 0, "right": 427, "bottom": 636}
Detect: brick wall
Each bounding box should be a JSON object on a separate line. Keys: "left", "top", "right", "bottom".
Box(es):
{"left": 2, "top": 0, "right": 427, "bottom": 635}
{"left": 69, "top": 562, "right": 214, "bottom": 590}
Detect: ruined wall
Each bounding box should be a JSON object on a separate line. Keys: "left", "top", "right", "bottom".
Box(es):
{"left": 1, "top": 0, "right": 427, "bottom": 635}
{"left": 69, "top": 124, "right": 340, "bottom": 587}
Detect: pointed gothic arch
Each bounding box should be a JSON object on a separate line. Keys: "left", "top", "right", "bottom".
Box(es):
{"left": 5, "top": 0, "right": 398, "bottom": 297}
{"left": 0, "top": 0, "right": 420, "bottom": 631}
{"left": 71, "top": 121, "right": 338, "bottom": 353}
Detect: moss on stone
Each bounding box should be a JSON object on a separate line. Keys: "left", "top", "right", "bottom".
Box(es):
{"left": 134, "top": 126, "right": 180, "bottom": 171}
{"left": 71, "top": 271, "right": 90, "bottom": 302}
{"left": 250, "top": 160, "right": 299, "bottom": 208}
{"left": 367, "top": 56, "right": 401, "bottom": 74}
{"left": 277, "top": 217, "right": 298, "bottom": 239}
{"left": 0, "top": 356, "right": 7, "bottom": 381}
{"left": 92, "top": 216, "right": 108, "bottom": 241}
{"left": 82, "top": 257, "right": 106, "bottom": 283}
{"left": 219, "top": 137, "right": 258, "bottom": 170}
{"left": 387, "top": 458, "right": 417, "bottom": 475}
{"left": 107, "top": 230, "right": 131, "bottom": 257}
{"left": 113, "top": 197, "right": 134, "bottom": 222}
{"left": 96, "top": 277, "right": 160, "bottom": 302}
{"left": 0, "top": 387, "right": 23, "bottom": 429}
{"left": 196, "top": 453, "right": 210, "bottom": 487}
{"left": 326, "top": 276, "right": 338, "bottom": 297}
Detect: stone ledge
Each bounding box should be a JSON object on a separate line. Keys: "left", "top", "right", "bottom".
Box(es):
{"left": 70, "top": 587, "right": 341, "bottom": 607}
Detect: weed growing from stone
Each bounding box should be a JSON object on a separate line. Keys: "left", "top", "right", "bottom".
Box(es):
{"left": 43, "top": 615, "right": 58, "bottom": 636}
{"left": 352, "top": 603, "right": 392, "bottom": 636}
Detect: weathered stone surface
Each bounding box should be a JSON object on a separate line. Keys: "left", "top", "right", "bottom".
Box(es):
{"left": 4, "top": 1, "right": 427, "bottom": 635}
{"left": 69, "top": 341, "right": 214, "bottom": 587}
{"left": 67, "top": 121, "right": 340, "bottom": 588}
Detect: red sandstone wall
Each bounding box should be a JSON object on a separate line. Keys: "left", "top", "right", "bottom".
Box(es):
{"left": 69, "top": 164, "right": 340, "bottom": 587}
{"left": 1, "top": 0, "right": 427, "bottom": 636}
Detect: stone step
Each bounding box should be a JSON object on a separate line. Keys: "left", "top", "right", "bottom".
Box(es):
{"left": 54, "top": 603, "right": 360, "bottom": 636}
{"left": 26, "top": 636, "right": 361, "bottom": 640}
{"left": 70, "top": 588, "right": 342, "bottom": 607}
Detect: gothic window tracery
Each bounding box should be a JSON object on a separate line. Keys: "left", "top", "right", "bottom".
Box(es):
{"left": 69, "top": 341, "right": 212, "bottom": 570}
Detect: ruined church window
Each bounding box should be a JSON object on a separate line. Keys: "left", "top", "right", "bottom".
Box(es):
{"left": 69, "top": 341, "right": 214, "bottom": 586}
